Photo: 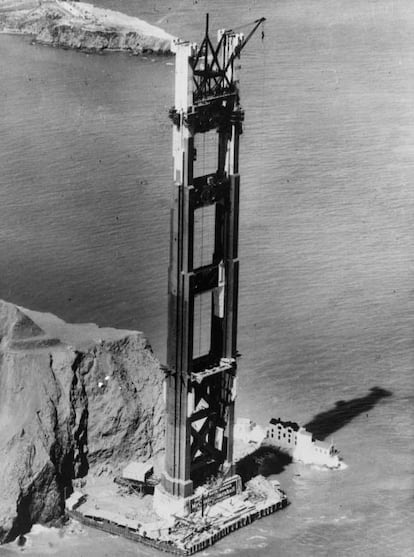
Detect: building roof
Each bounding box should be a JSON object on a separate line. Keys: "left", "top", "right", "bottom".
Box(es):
{"left": 298, "top": 428, "right": 313, "bottom": 438}
{"left": 122, "top": 460, "right": 154, "bottom": 482}
{"left": 313, "top": 439, "right": 331, "bottom": 450}
{"left": 65, "top": 491, "right": 84, "bottom": 511}
{"left": 269, "top": 418, "right": 299, "bottom": 432}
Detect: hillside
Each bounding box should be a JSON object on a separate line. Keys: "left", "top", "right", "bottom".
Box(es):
{"left": 0, "top": 300, "right": 165, "bottom": 543}
{"left": 0, "top": 0, "right": 175, "bottom": 53}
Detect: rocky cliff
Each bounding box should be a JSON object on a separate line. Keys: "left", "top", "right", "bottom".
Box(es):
{"left": 0, "top": 300, "right": 165, "bottom": 543}
{"left": 0, "top": 0, "right": 175, "bottom": 54}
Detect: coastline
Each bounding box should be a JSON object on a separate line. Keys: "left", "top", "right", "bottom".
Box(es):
{"left": 0, "top": 0, "right": 176, "bottom": 54}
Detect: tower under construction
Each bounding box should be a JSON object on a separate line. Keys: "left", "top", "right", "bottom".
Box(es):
{"left": 160, "top": 15, "right": 265, "bottom": 503}
{"left": 64, "top": 14, "right": 290, "bottom": 554}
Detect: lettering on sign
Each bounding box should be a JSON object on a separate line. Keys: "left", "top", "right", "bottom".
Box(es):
{"left": 187, "top": 476, "right": 241, "bottom": 513}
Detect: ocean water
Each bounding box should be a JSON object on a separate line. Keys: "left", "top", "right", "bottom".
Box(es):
{"left": 1, "top": 0, "right": 413, "bottom": 555}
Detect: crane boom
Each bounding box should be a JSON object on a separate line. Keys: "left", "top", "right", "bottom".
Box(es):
{"left": 233, "top": 17, "right": 266, "bottom": 57}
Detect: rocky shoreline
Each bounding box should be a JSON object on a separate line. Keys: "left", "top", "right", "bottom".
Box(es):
{"left": 0, "top": 0, "right": 175, "bottom": 54}
{"left": 0, "top": 300, "right": 165, "bottom": 543}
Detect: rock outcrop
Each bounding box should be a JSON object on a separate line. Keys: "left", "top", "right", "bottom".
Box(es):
{"left": 0, "top": 0, "right": 175, "bottom": 54}
{"left": 0, "top": 300, "right": 165, "bottom": 543}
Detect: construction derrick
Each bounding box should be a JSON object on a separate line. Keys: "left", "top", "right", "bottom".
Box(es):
{"left": 161, "top": 15, "right": 265, "bottom": 500}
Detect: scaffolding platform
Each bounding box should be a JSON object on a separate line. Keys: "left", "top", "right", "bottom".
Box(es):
{"left": 190, "top": 358, "right": 236, "bottom": 384}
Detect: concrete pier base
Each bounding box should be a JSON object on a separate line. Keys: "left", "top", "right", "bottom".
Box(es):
{"left": 153, "top": 484, "right": 192, "bottom": 519}
{"left": 69, "top": 475, "right": 288, "bottom": 555}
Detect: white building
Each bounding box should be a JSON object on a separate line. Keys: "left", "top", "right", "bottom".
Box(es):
{"left": 265, "top": 418, "right": 340, "bottom": 468}
{"left": 234, "top": 418, "right": 267, "bottom": 444}
{"left": 122, "top": 460, "right": 154, "bottom": 483}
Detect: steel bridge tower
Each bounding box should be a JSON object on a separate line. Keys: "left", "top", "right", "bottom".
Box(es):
{"left": 160, "top": 16, "right": 265, "bottom": 502}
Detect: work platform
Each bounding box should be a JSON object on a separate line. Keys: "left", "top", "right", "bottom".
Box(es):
{"left": 190, "top": 357, "right": 236, "bottom": 383}
{"left": 67, "top": 474, "right": 288, "bottom": 556}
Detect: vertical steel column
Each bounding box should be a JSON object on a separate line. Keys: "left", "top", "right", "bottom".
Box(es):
{"left": 163, "top": 41, "right": 196, "bottom": 498}
{"left": 222, "top": 119, "right": 240, "bottom": 470}
{"left": 224, "top": 120, "right": 240, "bottom": 359}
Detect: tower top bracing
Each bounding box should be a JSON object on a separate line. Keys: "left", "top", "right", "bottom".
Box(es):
{"left": 169, "top": 14, "right": 265, "bottom": 134}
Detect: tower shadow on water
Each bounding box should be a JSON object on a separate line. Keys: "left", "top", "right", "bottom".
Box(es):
{"left": 304, "top": 386, "right": 392, "bottom": 441}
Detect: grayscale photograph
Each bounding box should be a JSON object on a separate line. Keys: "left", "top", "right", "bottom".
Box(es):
{"left": 0, "top": 1, "right": 413, "bottom": 555}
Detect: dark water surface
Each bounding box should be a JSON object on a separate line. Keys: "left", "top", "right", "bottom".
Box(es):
{"left": 1, "top": 0, "right": 413, "bottom": 555}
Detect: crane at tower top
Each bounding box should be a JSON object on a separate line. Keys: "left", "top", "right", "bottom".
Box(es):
{"left": 190, "top": 14, "right": 266, "bottom": 103}
{"left": 169, "top": 14, "right": 265, "bottom": 133}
